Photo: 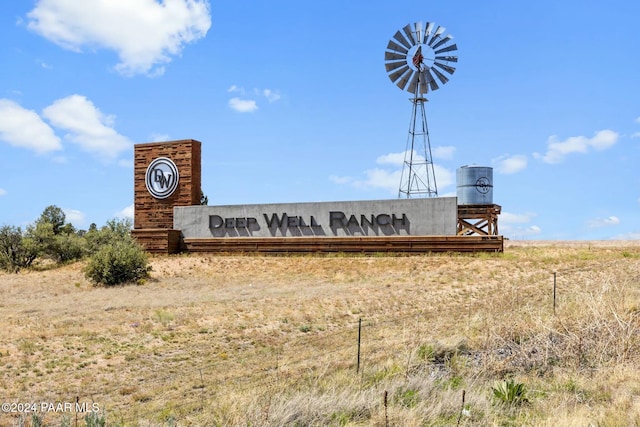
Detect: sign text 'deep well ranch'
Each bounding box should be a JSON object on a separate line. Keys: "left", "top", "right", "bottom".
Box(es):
{"left": 174, "top": 198, "right": 457, "bottom": 238}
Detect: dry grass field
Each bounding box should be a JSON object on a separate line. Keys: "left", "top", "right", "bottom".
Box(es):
{"left": 1, "top": 240, "right": 640, "bottom": 426}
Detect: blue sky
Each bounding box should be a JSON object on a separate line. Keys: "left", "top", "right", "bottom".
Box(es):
{"left": 1, "top": 0, "right": 639, "bottom": 240}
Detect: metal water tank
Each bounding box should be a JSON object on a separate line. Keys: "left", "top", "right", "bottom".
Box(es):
{"left": 457, "top": 166, "right": 493, "bottom": 205}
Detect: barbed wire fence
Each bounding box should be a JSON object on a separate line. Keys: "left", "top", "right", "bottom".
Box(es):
{"left": 6, "top": 258, "right": 639, "bottom": 427}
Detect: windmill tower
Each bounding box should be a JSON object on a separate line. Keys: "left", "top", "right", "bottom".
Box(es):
{"left": 384, "top": 22, "right": 458, "bottom": 198}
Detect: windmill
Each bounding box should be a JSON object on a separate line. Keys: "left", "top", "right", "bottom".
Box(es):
{"left": 384, "top": 22, "right": 458, "bottom": 198}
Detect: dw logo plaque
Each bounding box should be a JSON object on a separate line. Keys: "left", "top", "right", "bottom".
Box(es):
{"left": 145, "top": 157, "right": 179, "bottom": 199}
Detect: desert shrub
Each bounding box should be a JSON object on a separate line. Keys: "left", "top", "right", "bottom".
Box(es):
{"left": 54, "top": 232, "right": 87, "bottom": 263}
{"left": 25, "top": 221, "right": 57, "bottom": 258}
{"left": 85, "top": 240, "right": 150, "bottom": 286}
{"left": 0, "top": 225, "right": 38, "bottom": 272}
{"left": 85, "top": 218, "right": 134, "bottom": 255}
{"left": 23, "top": 220, "right": 86, "bottom": 264}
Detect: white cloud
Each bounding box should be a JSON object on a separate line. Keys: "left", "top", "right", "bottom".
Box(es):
{"left": 331, "top": 151, "right": 454, "bottom": 194}
{"left": 228, "top": 97, "right": 258, "bottom": 113}
{"left": 149, "top": 132, "right": 171, "bottom": 142}
{"left": 0, "top": 99, "right": 62, "bottom": 154}
{"left": 524, "top": 225, "right": 542, "bottom": 235}
{"left": 611, "top": 231, "right": 640, "bottom": 240}
{"left": 63, "top": 208, "right": 85, "bottom": 227}
{"left": 587, "top": 216, "right": 620, "bottom": 228}
{"left": 227, "top": 86, "right": 281, "bottom": 112}
{"left": 635, "top": 116, "right": 640, "bottom": 124}
{"left": 432, "top": 146, "right": 456, "bottom": 160}
{"left": 632, "top": 132, "right": 640, "bottom": 139}
{"left": 263, "top": 89, "right": 281, "bottom": 103}
{"left": 116, "top": 204, "right": 135, "bottom": 219}
{"left": 376, "top": 151, "right": 406, "bottom": 166}
{"left": 502, "top": 224, "right": 542, "bottom": 238}
{"left": 432, "top": 164, "right": 454, "bottom": 189}
{"left": 500, "top": 211, "right": 537, "bottom": 224}
{"left": 0, "top": 188, "right": 6, "bottom": 196}
{"left": 534, "top": 129, "right": 619, "bottom": 164}
{"left": 499, "top": 211, "right": 542, "bottom": 238}
{"left": 27, "top": 0, "right": 211, "bottom": 76}
{"left": 493, "top": 154, "right": 527, "bottom": 174}
{"left": 43, "top": 94, "right": 131, "bottom": 160}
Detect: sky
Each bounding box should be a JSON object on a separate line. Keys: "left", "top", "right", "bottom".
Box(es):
{"left": 0, "top": 0, "right": 639, "bottom": 240}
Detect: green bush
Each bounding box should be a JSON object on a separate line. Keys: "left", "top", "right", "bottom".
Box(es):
{"left": 0, "top": 225, "right": 38, "bottom": 272}
{"left": 84, "top": 240, "right": 150, "bottom": 286}
{"left": 54, "top": 232, "right": 87, "bottom": 263}
{"left": 85, "top": 218, "right": 134, "bottom": 255}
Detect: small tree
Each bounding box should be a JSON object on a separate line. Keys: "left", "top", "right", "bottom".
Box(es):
{"left": 37, "top": 205, "right": 66, "bottom": 235}
{"left": 54, "top": 232, "right": 87, "bottom": 263}
{"left": 85, "top": 218, "right": 134, "bottom": 255}
{"left": 0, "top": 225, "right": 38, "bottom": 272}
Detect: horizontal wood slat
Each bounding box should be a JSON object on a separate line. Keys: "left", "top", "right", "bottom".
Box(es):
{"left": 183, "top": 235, "right": 503, "bottom": 254}
{"left": 132, "top": 229, "right": 182, "bottom": 254}
{"left": 134, "top": 140, "right": 201, "bottom": 230}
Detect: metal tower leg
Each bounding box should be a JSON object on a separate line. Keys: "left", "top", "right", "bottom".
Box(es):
{"left": 398, "top": 94, "right": 438, "bottom": 198}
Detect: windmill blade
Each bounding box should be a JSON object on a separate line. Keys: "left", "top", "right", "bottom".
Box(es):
{"left": 407, "top": 70, "right": 421, "bottom": 94}
{"left": 402, "top": 24, "right": 416, "bottom": 45}
{"left": 388, "top": 64, "right": 410, "bottom": 83}
{"left": 387, "top": 39, "right": 408, "bottom": 54}
{"left": 385, "top": 51, "right": 406, "bottom": 61}
{"left": 431, "top": 35, "right": 452, "bottom": 50}
{"left": 423, "top": 22, "right": 434, "bottom": 44}
{"left": 415, "top": 21, "right": 423, "bottom": 43}
{"left": 428, "top": 26, "right": 445, "bottom": 46}
{"left": 435, "top": 55, "right": 458, "bottom": 63}
{"left": 396, "top": 69, "right": 414, "bottom": 90}
{"left": 385, "top": 60, "right": 407, "bottom": 73}
{"left": 393, "top": 30, "right": 412, "bottom": 50}
{"left": 431, "top": 66, "right": 449, "bottom": 84}
{"left": 434, "top": 44, "right": 457, "bottom": 54}
{"left": 434, "top": 61, "right": 456, "bottom": 74}
{"left": 385, "top": 22, "right": 457, "bottom": 94}
{"left": 424, "top": 68, "right": 439, "bottom": 91}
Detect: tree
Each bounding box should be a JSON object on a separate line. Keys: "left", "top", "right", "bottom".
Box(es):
{"left": 25, "top": 206, "right": 84, "bottom": 263}
{"left": 0, "top": 225, "right": 38, "bottom": 272}
{"left": 84, "top": 218, "right": 134, "bottom": 254}
{"left": 37, "top": 205, "right": 66, "bottom": 235}
{"left": 200, "top": 190, "right": 208, "bottom": 206}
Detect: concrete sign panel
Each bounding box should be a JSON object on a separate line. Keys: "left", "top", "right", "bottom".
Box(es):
{"left": 174, "top": 197, "right": 457, "bottom": 238}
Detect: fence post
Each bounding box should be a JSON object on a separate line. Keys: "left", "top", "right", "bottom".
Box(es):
{"left": 553, "top": 272, "right": 557, "bottom": 314}
{"left": 357, "top": 318, "right": 362, "bottom": 374}
{"left": 75, "top": 396, "right": 79, "bottom": 427}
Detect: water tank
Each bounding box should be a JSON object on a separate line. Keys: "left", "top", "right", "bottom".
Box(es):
{"left": 457, "top": 166, "right": 493, "bottom": 205}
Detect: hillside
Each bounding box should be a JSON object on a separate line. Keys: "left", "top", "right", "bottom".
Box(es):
{"left": 1, "top": 240, "right": 639, "bottom": 426}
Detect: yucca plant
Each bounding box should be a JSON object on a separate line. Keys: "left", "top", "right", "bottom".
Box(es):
{"left": 491, "top": 378, "right": 529, "bottom": 407}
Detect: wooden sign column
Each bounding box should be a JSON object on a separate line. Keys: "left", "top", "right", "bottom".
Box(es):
{"left": 131, "top": 139, "right": 202, "bottom": 253}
